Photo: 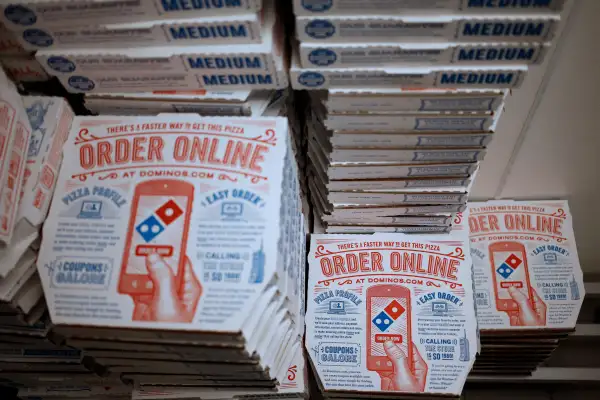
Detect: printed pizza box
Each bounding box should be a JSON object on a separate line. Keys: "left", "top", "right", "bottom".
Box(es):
{"left": 0, "top": 55, "right": 50, "bottom": 82}
{"left": 324, "top": 113, "right": 497, "bottom": 132}
{"left": 1, "top": 1, "right": 263, "bottom": 30}
{"left": 322, "top": 88, "right": 506, "bottom": 113}
{"left": 324, "top": 161, "right": 479, "bottom": 180}
{"left": 322, "top": 215, "right": 453, "bottom": 226}
{"left": 293, "top": 0, "right": 565, "bottom": 16}
{"left": 0, "top": 73, "right": 33, "bottom": 245}
{"left": 306, "top": 230, "right": 477, "bottom": 396}
{"left": 326, "top": 177, "right": 471, "bottom": 191}
{"left": 330, "top": 131, "right": 494, "bottom": 148}
{"left": 84, "top": 90, "right": 276, "bottom": 117}
{"left": 468, "top": 200, "right": 585, "bottom": 331}
{"left": 328, "top": 190, "right": 469, "bottom": 206}
{"left": 13, "top": 12, "right": 265, "bottom": 51}
{"left": 290, "top": 52, "right": 528, "bottom": 90}
{"left": 325, "top": 225, "right": 453, "bottom": 233}
{"left": 296, "top": 14, "right": 559, "bottom": 43}
{"left": 300, "top": 42, "right": 548, "bottom": 69}
{"left": 36, "top": 7, "right": 281, "bottom": 77}
{"left": 19, "top": 96, "right": 74, "bottom": 227}
{"left": 56, "top": 69, "right": 288, "bottom": 93}
{"left": 329, "top": 148, "right": 486, "bottom": 163}
{"left": 36, "top": 115, "right": 305, "bottom": 385}
{"left": 309, "top": 130, "right": 486, "bottom": 168}
{"left": 323, "top": 88, "right": 507, "bottom": 113}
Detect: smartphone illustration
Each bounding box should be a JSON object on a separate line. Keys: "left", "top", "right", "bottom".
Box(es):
{"left": 119, "top": 180, "right": 194, "bottom": 296}
{"left": 489, "top": 241, "right": 533, "bottom": 312}
{"left": 367, "top": 284, "right": 411, "bottom": 373}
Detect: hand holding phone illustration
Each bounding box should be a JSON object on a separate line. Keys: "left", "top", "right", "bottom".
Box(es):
{"left": 366, "top": 284, "right": 428, "bottom": 392}
{"left": 489, "top": 241, "right": 546, "bottom": 326}
{"left": 119, "top": 180, "right": 201, "bottom": 322}
{"left": 380, "top": 341, "right": 427, "bottom": 392}
{"left": 132, "top": 253, "right": 202, "bottom": 323}
{"left": 507, "top": 286, "right": 546, "bottom": 326}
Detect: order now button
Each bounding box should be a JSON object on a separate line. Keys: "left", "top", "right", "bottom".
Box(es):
{"left": 501, "top": 281, "right": 523, "bottom": 289}
{"left": 375, "top": 334, "right": 403, "bottom": 344}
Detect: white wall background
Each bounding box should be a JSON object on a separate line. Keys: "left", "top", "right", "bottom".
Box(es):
{"left": 472, "top": 0, "right": 600, "bottom": 273}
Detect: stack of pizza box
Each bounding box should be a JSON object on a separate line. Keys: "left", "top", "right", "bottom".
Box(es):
{"left": 0, "top": 0, "right": 287, "bottom": 94}
{"left": 31, "top": 114, "right": 307, "bottom": 398}
{"left": 289, "top": 0, "right": 564, "bottom": 234}
{"left": 305, "top": 224, "right": 478, "bottom": 399}
{"left": 0, "top": 70, "right": 112, "bottom": 396}
{"left": 467, "top": 200, "right": 585, "bottom": 375}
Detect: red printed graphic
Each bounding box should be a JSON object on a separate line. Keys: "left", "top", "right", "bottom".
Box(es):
{"left": 40, "top": 165, "right": 55, "bottom": 189}
{"left": 490, "top": 242, "right": 546, "bottom": 326}
{"left": 120, "top": 179, "right": 201, "bottom": 323}
{"left": 367, "top": 285, "right": 428, "bottom": 392}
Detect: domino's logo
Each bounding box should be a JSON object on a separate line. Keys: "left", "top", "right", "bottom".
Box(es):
{"left": 22, "top": 28, "right": 53, "bottom": 47}
{"left": 136, "top": 199, "right": 183, "bottom": 242}
{"left": 47, "top": 56, "right": 76, "bottom": 73}
{"left": 372, "top": 300, "right": 405, "bottom": 332}
{"left": 298, "top": 72, "right": 325, "bottom": 87}
{"left": 302, "top": 0, "right": 332, "bottom": 12}
{"left": 306, "top": 20, "right": 335, "bottom": 39}
{"left": 3, "top": 4, "right": 37, "bottom": 26}
{"left": 496, "top": 253, "right": 523, "bottom": 279}
{"left": 308, "top": 48, "right": 337, "bottom": 66}
{"left": 68, "top": 76, "right": 95, "bottom": 91}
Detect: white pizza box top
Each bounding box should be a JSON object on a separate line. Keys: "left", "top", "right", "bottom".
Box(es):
{"left": 0, "top": 74, "right": 32, "bottom": 245}
{"left": 306, "top": 229, "right": 477, "bottom": 395}
{"left": 293, "top": 0, "right": 565, "bottom": 16}
{"left": 36, "top": 115, "right": 305, "bottom": 336}
{"left": 84, "top": 90, "right": 276, "bottom": 117}
{"left": 468, "top": 200, "right": 584, "bottom": 331}
{"left": 0, "top": 0, "right": 263, "bottom": 30}
{"left": 296, "top": 14, "right": 560, "bottom": 43}
{"left": 290, "top": 51, "right": 528, "bottom": 90}
{"left": 323, "top": 88, "right": 507, "bottom": 113}
{"left": 299, "top": 42, "right": 548, "bottom": 69}
{"left": 13, "top": 11, "right": 265, "bottom": 51}
{"left": 86, "top": 90, "right": 253, "bottom": 102}
{"left": 18, "top": 96, "right": 74, "bottom": 227}
{"left": 35, "top": 5, "right": 280, "bottom": 76}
